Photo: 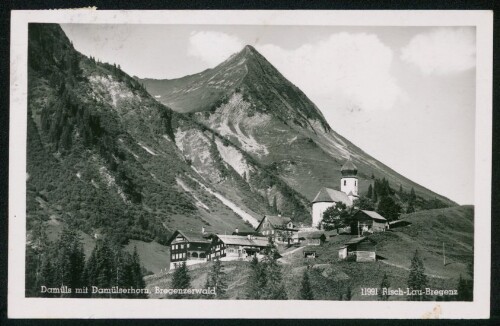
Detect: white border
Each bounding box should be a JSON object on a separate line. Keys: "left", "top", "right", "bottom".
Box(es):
{"left": 9, "top": 10, "right": 493, "bottom": 319}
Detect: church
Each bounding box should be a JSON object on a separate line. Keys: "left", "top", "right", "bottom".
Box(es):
{"left": 311, "top": 157, "right": 359, "bottom": 228}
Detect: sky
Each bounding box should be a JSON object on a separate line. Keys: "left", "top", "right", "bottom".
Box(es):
{"left": 61, "top": 24, "right": 476, "bottom": 205}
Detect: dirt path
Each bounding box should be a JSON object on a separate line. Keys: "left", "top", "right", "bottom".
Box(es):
{"left": 379, "top": 260, "right": 448, "bottom": 279}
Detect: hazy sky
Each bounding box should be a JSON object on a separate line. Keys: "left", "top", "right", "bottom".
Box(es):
{"left": 61, "top": 24, "right": 476, "bottom": 205}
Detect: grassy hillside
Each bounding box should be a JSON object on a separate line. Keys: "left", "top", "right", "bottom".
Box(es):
{"left": 146, "top": 206, "right": 473, "bottom": 300}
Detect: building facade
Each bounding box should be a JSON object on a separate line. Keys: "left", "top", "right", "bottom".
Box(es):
{"left": 338, "top": 237, "right": 376, "bottom": 262}
{"left": 255, "top": 215, "right": 298, "bottom": 244}
{"left": 166, "top": 230, "right": 212, "bottom": 269}
{"left": 350, "top": 210, "right": 389, "bottom": 235}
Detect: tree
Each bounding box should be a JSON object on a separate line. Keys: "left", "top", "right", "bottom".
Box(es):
{"left": 457, "top": 274, "right": 473, "bottom": 301}
{"left": 407, "top": 250, "right": 428, "bottom": 301}
{"left": 246, "top": 256, "right": 266, "bottom": 299}
{"left": 377, "top": 196, "right": 401, "bottom": 221}
{"left": 353, "top": 196, "right": 375, "bottom": 210}
{"left": 299, "top": 270, "right": 314, "bottom": 300}
{"left": 322, "top": 202, "right": 350, "bottom": 231}
{"left": 171, "top": 262, "right": 191, "bottom": 299}
{"left": 345, "top": 284, "right": 353, "bottom": 301}
{"left": 54, "top": 226, "right": 85, "bottom": 297}
{"left": 366, "top": 184, "right": 373, "bottom": 199}
{"left": 260, "top": 238, "right": 288, "bottom": 299}
{"left": 205, "top": 258, "right": 228, "bottom": 299}
{"left": 378, "top": 273, "right": 390, "bottom": 301}
{"left": 406, "top": 202, "right": 415, "bottom": 214}
{"left": 410, "top": 187, "right": 417, "bottom": 202}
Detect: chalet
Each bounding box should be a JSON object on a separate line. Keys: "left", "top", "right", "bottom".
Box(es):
{"left": 255, "top": 215, "right": 298, "bottom": 244}
{"left": 350, "top": 210, "right": 389, "bottom": 235}
{"left": 166, "top": 229, "right": 212, "bottom": 269}
{"left": 208, "top": 234, "right": 269, "bottom": 261}
{"left": 338, "top": 237, "right": 376, "bottom": 262}
{"left": 293, "top": 230, "right": 326, "bottom": 246}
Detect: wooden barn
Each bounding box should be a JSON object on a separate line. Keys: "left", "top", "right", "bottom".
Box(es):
{"left": 165, "top": 229, "right": 212, "bottom": 269}
{"left": 350, "top": 210, "right": 389, "bottom": 235}
{"left": 338, "top": 237, "right": 377, "bottom": 262}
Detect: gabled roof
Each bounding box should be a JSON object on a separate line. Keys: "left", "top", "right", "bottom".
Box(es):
{"left": 360, "top": 210, "right": 387, "bottom": 221}
{"left": 344, "top": 236, "right": 367, "bottom": 245}
{"left": 256, "top": 215, "right": 293, "bottom": 230}
{"left": 312, "top": 187, "right": 352, "bottom": 205}
{"left": 166, "top": 230, "right": 211, "bottom": 245}
{"left": 216, "top": 234, "right": 269, "bottom": 247}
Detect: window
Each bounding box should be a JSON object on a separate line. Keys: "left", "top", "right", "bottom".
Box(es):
{"left": 180, "top": 244, "right": 184, "bottom": 249}
{"left": 344, "top": 180, "right": 346, "bottom": 186}
{"left": 187, "top": 244, "right": 190, "bottom": 248}
{"left": 355, "top": 181, "right": 357, "bottom": 186}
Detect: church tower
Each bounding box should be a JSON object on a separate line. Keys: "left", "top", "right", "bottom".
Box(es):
{"left": 341, "top": 157, "right": 358, "bottom": 202}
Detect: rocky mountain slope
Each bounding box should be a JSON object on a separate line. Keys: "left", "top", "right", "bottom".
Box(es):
{"left": 142, "top": 46, "right": 455, "bottom": 207}
{"left": 27, "top": 25, "right": 312, "bottom": 249}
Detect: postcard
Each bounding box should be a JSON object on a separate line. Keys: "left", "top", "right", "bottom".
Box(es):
{"left": 8, "top": 9, "right": 492, "bottom": 319}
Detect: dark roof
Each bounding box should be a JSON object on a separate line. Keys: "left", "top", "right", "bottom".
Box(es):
{"left": 166, "top": 230, "right": 211, "bottom": 245}
{"left": 354, "top": 210, "right": 387, "bottom": 221}
{"left": 232, "top": 231, "right": 261, "bottom": 236}
{"left": 341, "top": 157, "right": 358, "bottom": 177}
{"left": 312, "top": 187, "right": 351, "bottom": 205}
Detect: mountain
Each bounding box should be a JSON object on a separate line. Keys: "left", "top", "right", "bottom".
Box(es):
{"left": 141, "top": 46, "right": 456, "bottom": 207}
{"left": 27, "top": 25, "right": 314, "bottom": 250}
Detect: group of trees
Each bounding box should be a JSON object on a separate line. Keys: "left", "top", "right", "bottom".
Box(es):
{"left": 246, "top": 239, "right": 288, "bottom": 299}
{"left": 26, "top": 224, "right": 147, "bottom": 298}
{"left": 169, "top": 258, "right": 228, "bottom": 299}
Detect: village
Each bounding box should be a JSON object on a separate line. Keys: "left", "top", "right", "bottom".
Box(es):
{"left": 166, "top": 158, "right": 390, "bottom": 270}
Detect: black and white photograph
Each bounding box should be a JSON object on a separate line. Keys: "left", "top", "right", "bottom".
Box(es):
{"left": 8, "top": 10, "right": 492, "bottom": 319}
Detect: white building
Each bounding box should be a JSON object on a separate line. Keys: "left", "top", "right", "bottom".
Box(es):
{"left": 311, "top": 158, "right": 359, "bottom": 229}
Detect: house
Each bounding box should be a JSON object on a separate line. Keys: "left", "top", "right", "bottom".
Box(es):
{"left": 311, "top": 158, "right": 358, "bottom": 229}
{"left": 338, "top": 237, "right": 376, "bottom": 262}
{"left": 207, "top": 234, "right": 269, "bottom": 261}
{"left": 350, "top": 210, "right": 389, "bottom": 235}
{"left": 165, "top": 229, "right": 212, "bottom": 269}
{"left": 293, "top": 230, "right": 326, "bottom": 246}
{"left": 255, "top": 215, "right": 298, "bottom": 244}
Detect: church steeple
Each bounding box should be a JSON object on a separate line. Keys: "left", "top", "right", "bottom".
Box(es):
{"left": 341, "top": 156, "right": 358, "bottom": 200}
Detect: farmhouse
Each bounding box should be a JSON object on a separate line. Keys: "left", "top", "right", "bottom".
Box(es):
{"left": 311, "top": 158, "right": 358, "bottom": 228}
{"left": 255, "top": 215, "right": 298, "bottom": 244}
{"left": 166, "top": 229, "right": 212, "bottom": 269}
{"left": 207, "top": 234, "right": 269, "bottom": 261}
{"left": 338, "top": 237, "right": 377, "bottom": 262}
{"left": 350, "top": 210, "right": 389, "bottom": 235}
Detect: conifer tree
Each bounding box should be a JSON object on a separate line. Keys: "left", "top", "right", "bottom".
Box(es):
{"left": 410, "top": 187, "right": 417, "bottom": 201}
{"left": 246, "top": 256, "right": 266, "bottom": 299}
{"left": 54, "top": 226, "right": 85, "bottom": 297}
{"left": 261, "top": 238, "right": 287, "bottom": 299}
{"left": 367, "top": 184, "right": 373, "bottom": 199}
{"left": 457, "top": 274, "right": 473, "bottom": 301}
{"left": 406, "top": 202, "right": 415, "bottom": 214}
{"left": 205, "top": 258, "right": 228, "bottom": 299}
{"left": 299, "top": 270, "right": 314, "bottom": 300}
{"left": 345, "top": 284, "right": 352, "bottom": 301}
{"left": 171, "top": 262, "right": 191, "bottom": 299}
{"left": 378, "top": 273, "right": 390, "bottom": 301}
{"left": 407, "top": 250, "right": 428, "bottom": 301}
